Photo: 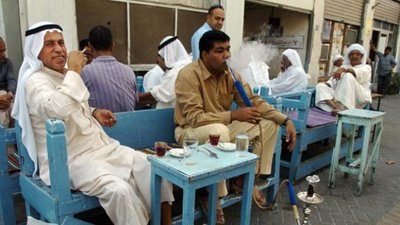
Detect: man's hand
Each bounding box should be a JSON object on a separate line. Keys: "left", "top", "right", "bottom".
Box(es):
{"left": 231, "top": 107, "right": 262, "bottom": 124}
{"left": 67, "top": 51, "right": 87, "bottom": 75}
{"left": 92, "top": 109, "right": 117, "bottom": 127}
{"left": 333, "top": 67, "right": 346, "bottom": 80}
{"left": 0, "top": 94, "right": 13, "bottom": 110}
{"left": 285, "top": 120, "right": 296, "bottom": 152}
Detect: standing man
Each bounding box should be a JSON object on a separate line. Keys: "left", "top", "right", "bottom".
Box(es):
{"left": 0, "top": 37, "right": 17, "bottom": 127}
{"left": 12, "top": 21, "right": 174, "bottom": 225}
{"left": 191, "top": 4, "right": 225, "bottom": 60}
{"left": 175, "top": 30, "right": 296, "bottom": 223}
{"left": 82, "top": 25, "right": 137, "bottom": 112}
{"left": 371, "top": 42, "right": 397, "bottom": 94}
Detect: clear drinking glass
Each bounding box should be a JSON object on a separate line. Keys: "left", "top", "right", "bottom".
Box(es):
{"left": 236, "top": 133, "right": 249, "bottom": 157}
{"left": 183, "top": 137, "right": 198, "bottom": 165}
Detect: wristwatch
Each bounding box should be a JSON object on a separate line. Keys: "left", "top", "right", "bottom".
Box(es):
{"left": 282, "top": 117, "right": 291, "bottom": 126}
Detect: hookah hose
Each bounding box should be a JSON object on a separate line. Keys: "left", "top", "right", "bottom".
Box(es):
{"left": 265, "top": 179, "right": 301, "bottom": 225}
{"left": 227, "top": 67, "right": 252, "bottom": 107}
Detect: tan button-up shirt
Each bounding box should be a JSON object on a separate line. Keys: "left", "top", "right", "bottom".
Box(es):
{"left": 175, "top": 60, "right": 287, "bottom": 128}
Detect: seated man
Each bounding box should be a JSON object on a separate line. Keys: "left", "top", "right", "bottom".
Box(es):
{"left": 174, "top": 30, "right": 296, "bottom": 223}
{"left": 315, "top": 43, "right": 372, "bottom": 115}
{"left": 143, "top": 64, "right": 164, "bottom": 92}
{"left": 267, "top": 49, "right": 308, "bottom": 95}
{"left": 0, "top": 37, "right": 17, "bottom": 128}
{"left": 81, "top": 26, "right": 137, "bottom": 113}
{"left": 319, "top": 54, "right": 344, "bottom": 88}
{"left": 12, "top": 22, "right": 174, "bottom": 225}
{"left": 139, "top": 36, "right": 191, "bottom": 109}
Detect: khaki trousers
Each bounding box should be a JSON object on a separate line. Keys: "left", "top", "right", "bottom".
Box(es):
{"left": 175, "top": 119, "right": 279, "bottom": 197}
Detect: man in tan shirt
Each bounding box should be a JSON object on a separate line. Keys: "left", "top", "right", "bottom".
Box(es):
{"left": 175, "top": 30, "right": 296, "bottom": 222}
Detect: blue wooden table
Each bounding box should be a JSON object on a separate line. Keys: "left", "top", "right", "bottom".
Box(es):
{"left": 148, "top": 144, "right": 258, "bottom": 225}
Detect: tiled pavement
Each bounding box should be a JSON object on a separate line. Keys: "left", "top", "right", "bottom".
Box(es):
{"left": 217, "top": 93, "right": 400, "bottom": 225}
{"left": 13, "top": 94, "right": 400, "bottom": 225}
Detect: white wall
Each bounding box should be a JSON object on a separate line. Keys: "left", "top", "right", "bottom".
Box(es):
{"left": 221, "top": 0, "right": 245, "bottom": 54}
{"left": 307, "top": 0, "right": 324, "bottom": 84}
{"left": 18, "top": 0, "right": 78, "bottom": 52}
{"left": 253, "top": 0, "right": 314, "bottom": 12}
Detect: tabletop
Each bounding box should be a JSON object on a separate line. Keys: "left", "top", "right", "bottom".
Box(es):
{"left": 148, "top": 144, "right": 258, "bottom": 180}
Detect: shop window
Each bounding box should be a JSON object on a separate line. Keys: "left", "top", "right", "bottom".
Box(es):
{"left": 177, "top": 10, "right": 206, "bottom": 53}
{"left": 320, "top": 43, "right": 330, "bottom": 61}
{"left": 130, "top": 4, "right": 175, "bottom": 64}
{"left": 345, "top": 29, "right": 358, "bottom": 46}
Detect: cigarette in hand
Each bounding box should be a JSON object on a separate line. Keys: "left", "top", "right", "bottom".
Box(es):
{"left": 81, "top": 47, "right": 87, "bottom": 53}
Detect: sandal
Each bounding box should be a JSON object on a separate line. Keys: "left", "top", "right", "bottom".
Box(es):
{"left": 199, "top": 196, "right": 225, "bottom": 224}
{"left": 252, "top": 187, "right": 268, "bottom": 210}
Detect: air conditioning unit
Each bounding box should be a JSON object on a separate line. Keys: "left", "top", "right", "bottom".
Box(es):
{"left": 320, "top": 43, "right": 330, "bottom": 61}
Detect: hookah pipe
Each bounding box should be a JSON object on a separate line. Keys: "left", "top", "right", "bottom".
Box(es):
{"left": 265, "top": 176, "right": 323, "bottom": 225}
{"left": 227, "top": 66, "right": 253, "bottom": 107}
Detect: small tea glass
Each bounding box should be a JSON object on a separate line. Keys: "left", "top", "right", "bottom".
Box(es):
{"left": 209, "top": 131, "right": 220, "bottom": 146}
{"left": 236, "top": 133, "right": 249, "bottom": 157}
{"left": 183, "top": 137, "right": 198, "bottom": 165}
{"left": 154, "top": 141, "right": 167, "bottom": 157}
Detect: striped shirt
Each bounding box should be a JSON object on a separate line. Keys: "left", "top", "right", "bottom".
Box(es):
{"left": 81, "top": 56, "right": 137, "bottom": 112}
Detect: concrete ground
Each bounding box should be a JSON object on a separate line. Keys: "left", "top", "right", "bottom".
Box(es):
{"left": 218, "top": 93, "right": 400, "bottom": 225}
{"left": 12, "top": 93, "right": 400, "bottom": 225}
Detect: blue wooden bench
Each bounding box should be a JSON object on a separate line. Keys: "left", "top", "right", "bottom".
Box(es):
{"left": 16, "top": 108, "right": 281, "bottom": 224}
{"left": 0, "top": 126, "right": 19, "bottom": 225}
{"left": 260, "top": 87, "right": 364, "bottom": 181}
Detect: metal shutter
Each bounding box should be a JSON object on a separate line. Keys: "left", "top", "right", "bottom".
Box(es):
{"left": 324, "top": 0, "right": 364, "bottom": 25}
{"left": 374, "top": 0, "right": 400, "bottom": 24}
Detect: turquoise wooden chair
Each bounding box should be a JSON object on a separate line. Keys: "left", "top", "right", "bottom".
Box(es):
{"left": 16, "top": 121, "right": 100, "bottom": 225}
{"left": 0, "top": 126, "right": 18, "bottom": 225}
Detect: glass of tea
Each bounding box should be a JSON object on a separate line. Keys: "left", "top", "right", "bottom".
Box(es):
{"left": 154, "top": 141, "right": 167, "bottom": 157}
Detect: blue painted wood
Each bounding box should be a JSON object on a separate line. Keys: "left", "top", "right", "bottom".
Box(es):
{"left": 260, "top": 87, "right": 365, "bottom": 181}
{"left": 16, "top": 120, "right": 100, "bottom": 225}
{"left": 16, "top": 107, "right": 282, "bottom": 224}
{"left": 328, "top": 109, "right": 385, "bottom": 195}
{"left": 149, "top": 147, "right": 258, "bottom": 225}
{"left": 0, "top": 126, "right": 18, "bottom": 225}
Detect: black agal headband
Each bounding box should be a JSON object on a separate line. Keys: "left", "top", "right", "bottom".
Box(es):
{"left": 157, "top": 36, "right": 178, "bottom": 50}
{"left": 25, "top": 24, "right": 63, "bottom": 36}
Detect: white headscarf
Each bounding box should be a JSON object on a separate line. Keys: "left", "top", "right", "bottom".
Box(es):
{"left": 11, "top": 21, "right": 63, "bottom": 175}
{"left": 282, "top": 49, "right": 306, "bottom": 73}
{"left": 332, "top": 54, "right": 344, "bottom": 64}
{"left": 158, "top": 36, "right": 191, "bottom": 69}
{"left": 344, "top": 43, "right": 366, "bottom": 66}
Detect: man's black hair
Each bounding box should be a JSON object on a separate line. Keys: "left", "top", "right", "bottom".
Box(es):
{"left": 208, "top": 4, "right": 224, "bottom": 15}
{"left": 79, "top": 38, "right": 89, "bottom": 51}
{"left": 199, "top": 30, "right": 230, "bottom": 59}
{"left": 89, "top": 26, "right": 113, "bottom": 51}
{"left": 385, "top": 46, "right": 392, "bottom": 51}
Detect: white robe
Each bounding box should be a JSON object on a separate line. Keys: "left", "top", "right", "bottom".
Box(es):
{"left": 150, "top": 64, "right": 186, "bottom": 109}
{"left": 143, "top": 65, "right": 164, "bottom": 92}
{"left": 315, "top": 64, "right": 372, "bottom": 112}
{"left": 25, "top": 67, "right": 174, "bottom": 225}
{"left": 268, "top": 66, "right": 308, "bottom": 95}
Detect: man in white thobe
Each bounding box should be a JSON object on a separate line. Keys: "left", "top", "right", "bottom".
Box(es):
{"left": 11, "top": 22, "right": 174, "bottom": 225}
{"left": 139, "top": 36, "right": 191, "bottom": 109}
{"left": 315, "top": 44, "right": 372, "bottom": 114}
{"left": 143, "top": 64, "right": 164, "bottom": 92}
{"left": 267, "top": 49, "right": 308, "bottom": 95}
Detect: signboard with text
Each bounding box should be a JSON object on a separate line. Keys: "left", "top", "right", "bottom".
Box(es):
{"left": 264, "top": 36, "right": 304, "bottom": 49}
